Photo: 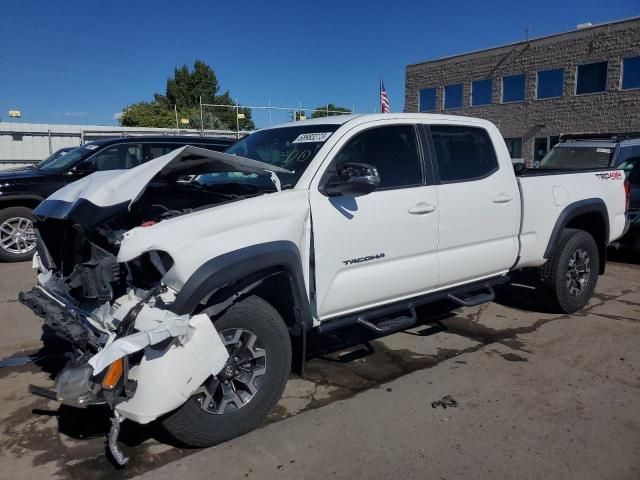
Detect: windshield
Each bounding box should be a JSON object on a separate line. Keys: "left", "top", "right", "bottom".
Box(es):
{"left": 206, "top": 124, "right": 339, "bottom": 189}
{"left": 537, "top": 145, "right": 614, "bottom": 170}
{"left": 38, "top": 144, "right": 99, "bottom": 173}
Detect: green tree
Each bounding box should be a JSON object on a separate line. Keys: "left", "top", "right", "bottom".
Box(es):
{"left": 311, "top": 103, "right": 352, "bottom": 118}
{"left": 119, "top": 60, "right": 254, "bottom": 130}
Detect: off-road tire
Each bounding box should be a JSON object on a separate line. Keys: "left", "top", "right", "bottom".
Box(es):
{"left": 162, "top": 295, "right": 291, "bottom": 447}
{"left": 0, "top": 207, "right": 36, "bottom": 262}
{"left": 540, "top": 228, "right": 599, "bottom": 313}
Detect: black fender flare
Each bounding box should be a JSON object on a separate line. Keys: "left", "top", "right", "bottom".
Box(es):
{"left": 169, "top": 241, "right": 311, "bottom": 375}
{"left": 170, "top": 240, "right": 311, "bottom": 322}
{"left": 543, "top": 198, "right": 609, "bottom": 272}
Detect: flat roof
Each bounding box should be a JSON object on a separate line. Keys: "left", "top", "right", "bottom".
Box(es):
{"left": 407, "top": 16, "right": 640, "bottom": 68}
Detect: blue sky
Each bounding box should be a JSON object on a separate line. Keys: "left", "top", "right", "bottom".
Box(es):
{"left": 1, "top": 0, "right": 638, "bottom": 128}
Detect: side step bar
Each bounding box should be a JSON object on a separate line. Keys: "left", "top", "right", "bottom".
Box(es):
{"left": 357, "top": 305, "right": 417, "bottom": 334}
{"left": 448, "top": 286, "right": 495, "bottom": 307}
{"left": 317, "top": 275, "right": 508, "bottom": 335}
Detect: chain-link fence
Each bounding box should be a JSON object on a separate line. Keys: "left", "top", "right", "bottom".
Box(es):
{"left": 198, "top": 100, "right": 357, "bottom": 135}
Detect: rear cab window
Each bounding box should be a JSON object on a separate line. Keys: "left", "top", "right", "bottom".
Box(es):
{"left": 429, "top": 125, "right": 498, "bottom": 183}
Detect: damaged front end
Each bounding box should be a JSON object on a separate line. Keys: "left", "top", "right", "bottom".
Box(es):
{"left": 20, "top": 235, "right": 228, "bottom": 463}
{"left": 17, "top": 147, "right": 293, "bottom": 463}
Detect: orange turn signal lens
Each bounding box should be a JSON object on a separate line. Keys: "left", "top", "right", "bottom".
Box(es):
{"left": 102, "top": 358, "right": 124, "bottom": 390}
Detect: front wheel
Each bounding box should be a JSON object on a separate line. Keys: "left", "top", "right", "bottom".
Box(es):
{"left": 540, "top": 228, "right": 599, "bottom": 313}
{"left": 162, "top": 295, "right": 292, "bottom": 447}
{"left": 0, "top": 207, "right": 37, "bottom": 262}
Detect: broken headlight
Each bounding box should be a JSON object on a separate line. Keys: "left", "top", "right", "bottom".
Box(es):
{"left": 125, "top": 250, "right": 174, "bottom": 289}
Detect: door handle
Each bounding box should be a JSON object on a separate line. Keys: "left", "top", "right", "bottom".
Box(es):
{"left": 408, "top": 202, "right": 437, "bottom": 214}
{"left": 492, "top": 193, "right": 513, "bottom": 204}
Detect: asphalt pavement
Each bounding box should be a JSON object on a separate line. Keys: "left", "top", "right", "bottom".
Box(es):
{"left": 0, "top": 254, "right": 638, "bottom": 480}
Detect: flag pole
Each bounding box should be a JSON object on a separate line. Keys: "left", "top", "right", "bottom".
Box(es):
{"left": 379, "top": 74, "right": 382, "bottom": 113}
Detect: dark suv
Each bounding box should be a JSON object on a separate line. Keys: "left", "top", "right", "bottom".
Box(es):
{"left": 537, "top": 135, "right": 640, "bottom": 250}
{"left": 0, "top": 136, "right": 235, "bottom": 262}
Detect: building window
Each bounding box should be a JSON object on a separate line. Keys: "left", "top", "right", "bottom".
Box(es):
{"left": 443, "top": 84, "right": 463, "bottom": 109}
{"left": 537, "top": 68, "right": 564, "bottom": 99}
{"left": 533, "top": 136, "right": 560, "bottom": 165}
{"left": 471, "top": 79, "right": 492, "bottom": 106}
{"left": 622, "top": 56, "right": 640, "bottom": 90}
{"left": 576, "top": 61, "right": 607, "bottom": 95}
{"left": 504, "top": 138, "right": 522, "bottom": 158}
{"left": 419, "top": 88, "right": 437, "bottom": 112}
{"left": 502, "top": 74, "right": 526, "bottom": 103}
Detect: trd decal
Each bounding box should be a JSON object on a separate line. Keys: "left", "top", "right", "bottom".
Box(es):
{"left": 595, "top": 171, "right": 623, "bottom": 180}
{"left": 342, "top": 253, "right": 385, "bottom": 265}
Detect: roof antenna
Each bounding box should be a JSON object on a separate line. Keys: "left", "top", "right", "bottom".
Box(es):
{"left": 525, "top": 26, "right": 531, "bottom": 43}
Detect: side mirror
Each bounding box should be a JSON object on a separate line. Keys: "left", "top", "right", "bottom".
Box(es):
{"left": 322, "top": 162, "right": 381, "bottom": 197}
{"left": 513, "top": 161, "right": 527, "bottom": 176}
{"left": 70, "top": 159, "right": 97, "bottom": 175}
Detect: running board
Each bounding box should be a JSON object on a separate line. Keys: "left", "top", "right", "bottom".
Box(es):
{"left": 356, "top": 305, "right": 417, "bottom": 334}
{"left": 317, "top": 275, "right": 509, "bottom": 335}
{"left": 447, "top": 286, "right": 495, "bottom": 307}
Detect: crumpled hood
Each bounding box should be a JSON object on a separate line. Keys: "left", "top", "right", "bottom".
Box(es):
{"left": 117, "top": 188, "right": 312, "bottom": 292}
{"left": 33, "top": 145, "right": 290, "bottom": 226}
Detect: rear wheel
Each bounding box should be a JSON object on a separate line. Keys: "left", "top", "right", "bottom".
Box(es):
{"left": 162, "top": 296, "right": 291, "bottom": 447}
{"left": 0, "top": 207, "right": 37, "bottom": 262}
{"left": 540, "top": 228, "right": 599, "bottom": 313}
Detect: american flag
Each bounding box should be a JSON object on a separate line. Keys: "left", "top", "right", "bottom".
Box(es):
{"left": 380, "top": 79, "right": 390, "bottom": 113}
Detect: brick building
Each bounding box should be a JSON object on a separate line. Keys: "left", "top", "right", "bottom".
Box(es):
{"left": 404, "top": 17, "right": 640, "bottom": 165}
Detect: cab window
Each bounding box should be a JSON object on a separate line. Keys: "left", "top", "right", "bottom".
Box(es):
{"left": 618, "top": 146, "right": 640, "bottom": 186}
{"left": 332, "top": 125, "right": 423, "bottom": 189}
{"left": 430, "top": 126, "right": 498, "bottom": 182}
{"left": 89, "top": 144, "right": 143, "bottom": 170}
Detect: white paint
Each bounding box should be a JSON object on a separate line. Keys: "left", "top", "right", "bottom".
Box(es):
{"left": 115, "top": 313, "right": 228, "bottom": 424}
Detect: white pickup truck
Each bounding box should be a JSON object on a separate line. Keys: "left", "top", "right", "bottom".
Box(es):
{"left": 20, "top": 113, "right": 629, "bottom": 462}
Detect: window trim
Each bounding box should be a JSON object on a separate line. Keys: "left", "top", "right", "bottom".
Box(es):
{"left": 535, "top": 67, "right": 564, "bottom": 100}
{"left": 501, "top": 73, "right": 526, "bottom": 104}
{"left": 621, "top": 55, "right": 640, "bottom": 91}
{"left": 470, "top": 79, "right": 493, "bottom": 107}
{"left": 418, "top": 87, "right": 438, "bottom": 112}
{"left": 443, "top": 83, "right": 464, "bottom": 110}
{"left": 575, "top": 60, "right": 608, "bottom": 96}
{"left": 425, "top": 124, "right": 500, "bottom": 185}
{"left": 318, "top": 123, "right": 428, "bottom": 193}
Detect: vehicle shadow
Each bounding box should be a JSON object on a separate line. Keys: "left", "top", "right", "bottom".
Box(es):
{"left": 608, "top": 246, "right": 640, "bottom": 265}
{"left": 492, "top": 271, "right": 557, "bottom": 314}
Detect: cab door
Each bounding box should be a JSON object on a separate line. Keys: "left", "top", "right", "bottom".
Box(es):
{"left": 309, "top": 122, "right": 440, "bottom": 320}
{"left": 426, "top": 124, "right": 520, "bottom": 287}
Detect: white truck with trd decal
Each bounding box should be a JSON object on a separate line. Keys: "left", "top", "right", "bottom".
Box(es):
{"left": 19, "top": 113, "right": 629, "bottom": 463}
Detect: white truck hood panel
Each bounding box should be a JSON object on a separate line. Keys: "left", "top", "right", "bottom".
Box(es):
{"left": 39, "top": 145, "right": 290, "bottom": 211}
{"left": 117, "top": 189, "right": 312, "bottom": 292}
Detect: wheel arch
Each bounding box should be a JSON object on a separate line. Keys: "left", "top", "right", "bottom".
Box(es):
{"left": 169, "top": 241, "right": 311, "bottom": 375}
{"left": 0, "top": 196, "right": 45, "bottom": 211}
{"left": 544, "top": 198, "right": 609, "bottom": 274}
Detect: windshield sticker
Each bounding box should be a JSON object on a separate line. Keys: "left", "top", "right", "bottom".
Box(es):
{"left": 85, "top": 144, "right": 98, "bottom": 150}
{"left": 596, "top": 148, "right": 611, "bottom": 153}
{"left": 292, "top": 132, "right": 332, "bottom": 144}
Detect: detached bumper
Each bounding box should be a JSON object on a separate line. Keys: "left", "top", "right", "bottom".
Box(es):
{"left": 20, "top": 283, "right": 229, "bottom": 424}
